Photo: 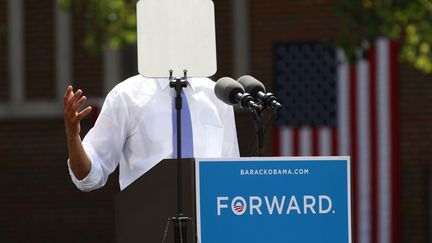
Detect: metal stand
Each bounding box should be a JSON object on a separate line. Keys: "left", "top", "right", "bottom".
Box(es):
{"left": 252, "top": 108, "right": 264, "bottom": 157}
{"left": 249, "top": 103, "right": 282, "bottom": 157}
{"left": 162, "top": 69, "right": 194, "bottom": 243}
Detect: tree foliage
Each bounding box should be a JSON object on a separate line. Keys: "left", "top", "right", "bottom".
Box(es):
{"left": 335, "top": 0, "right": 432, "bottom": 73}
{"left": 59, "top": 0, "right": 432, "bottom": 73}
{"left": 58, "top": 0, "right": 137, "bottom": 53}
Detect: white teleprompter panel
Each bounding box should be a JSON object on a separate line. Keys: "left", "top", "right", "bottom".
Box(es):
{"left": 137, "top": 0, "right": 217, "bottom": 78}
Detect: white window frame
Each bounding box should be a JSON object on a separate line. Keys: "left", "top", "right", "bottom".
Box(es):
{"left": 0, "top": 0, "right": 119, "bottom": 118}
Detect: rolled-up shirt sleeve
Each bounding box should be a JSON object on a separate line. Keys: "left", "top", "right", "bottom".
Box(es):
{"left": 67, "top": 144, "right": 104, "bottom": 191}
{"left": 67, "top": 89, "right": 129, "bottom": 191}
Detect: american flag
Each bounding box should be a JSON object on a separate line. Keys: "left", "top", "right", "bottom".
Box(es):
{"left": 273, "top": 38, "right": 399, "bottom": 243}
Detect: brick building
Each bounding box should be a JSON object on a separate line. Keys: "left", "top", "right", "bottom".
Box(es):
{"left": 0, "top": 0, "right": 430, "bottom": 242}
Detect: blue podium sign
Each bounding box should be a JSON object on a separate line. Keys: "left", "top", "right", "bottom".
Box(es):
{"left": 195, "top": 156, "right": 351, "bottom": 243}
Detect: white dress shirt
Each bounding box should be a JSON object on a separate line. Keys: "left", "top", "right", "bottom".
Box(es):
{"left": 68, "top": 75, "right": 240, "bottom": 191}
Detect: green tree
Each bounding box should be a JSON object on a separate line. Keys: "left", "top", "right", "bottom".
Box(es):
{"left": 335, "top": 0, "right": 432, "bottom": 73}
{"left": 60, "top": 0, "right": 432, "bottom": 73}
{"left": 58, "top": 0, "right": 137, "bottom": 53}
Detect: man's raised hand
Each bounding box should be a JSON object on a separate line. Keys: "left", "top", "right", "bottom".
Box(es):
{"left": 63, "top": 85, "right": 92, "bottom": 140}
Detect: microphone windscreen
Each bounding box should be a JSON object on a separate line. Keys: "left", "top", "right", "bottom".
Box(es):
{"left": 215, "top": 77, "right": 245, "bottom": 105}
{"left": 237, "top": 75, "right": 266, "bottom": 96}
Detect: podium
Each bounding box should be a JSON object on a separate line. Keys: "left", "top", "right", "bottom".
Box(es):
{"left": 116, "top": 157, "right": 352, "bottom": 243}
{"left": 115, "top": 158, "right": 196, "bottom": 243}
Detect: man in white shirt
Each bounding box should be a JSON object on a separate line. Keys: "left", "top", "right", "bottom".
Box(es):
{"left": 64, "top": 75, "right": 240, "bottom": 191}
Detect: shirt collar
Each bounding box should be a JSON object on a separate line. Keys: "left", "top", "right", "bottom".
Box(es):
{"left": 156, "top": 77, "right": 197, "bottom": 92}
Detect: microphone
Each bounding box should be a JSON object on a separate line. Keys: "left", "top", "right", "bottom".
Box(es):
{"left": 214, "top": 77, "right": 260, "bottom": 110}
{"left": 237, "top": 75, "right": 282, "bottom": 111}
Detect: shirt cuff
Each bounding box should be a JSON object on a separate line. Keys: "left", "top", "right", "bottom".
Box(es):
{"left": 67, "top": 144, "right": 104, "bottom": 192}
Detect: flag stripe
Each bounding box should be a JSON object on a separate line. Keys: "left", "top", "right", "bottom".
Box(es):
{"left": 349, "top": 64, "right": 359, "bottom": 243}
{"left": 389, "top": 40, "right": 399, "bottom": 243}
{"left": 312, "top": 127, "right": 319, "bottom": 156}
{"left": 318, "top": 127, "right": 331, "bottom": 156}
{"left": 273, "top": 127, "right": 281, "bottom": 156}
{"left": 368, "top": 46, "right": 378, "bottom": 243}
{"left": 293, "top": 128, "right": 300, "bottom": 156}
{"left": 337, "top": 49, "right": 350, "bottom": 156}
{"left": 357, "top": 59, "right": 371, "bottom": 243}
{"left": 377, "top": 38, "right": 391, "bottom": 243}
{"left": 300, "top": 127, "right": 312, "bottom": 156}
{"left": 331, "top": 127, "right": 338, "bottom": 156}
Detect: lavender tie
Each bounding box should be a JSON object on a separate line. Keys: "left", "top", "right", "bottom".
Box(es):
{"left": 172, "top": 90, "right": 194, "bottom": 158}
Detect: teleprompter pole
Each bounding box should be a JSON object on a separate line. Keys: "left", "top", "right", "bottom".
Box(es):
{"left": 167, "top": 69, "right": 192, "bottom": 243}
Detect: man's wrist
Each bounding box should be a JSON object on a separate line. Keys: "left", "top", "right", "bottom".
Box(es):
{"left": 67, "top": 133, "right": 81, "bottom": 143}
